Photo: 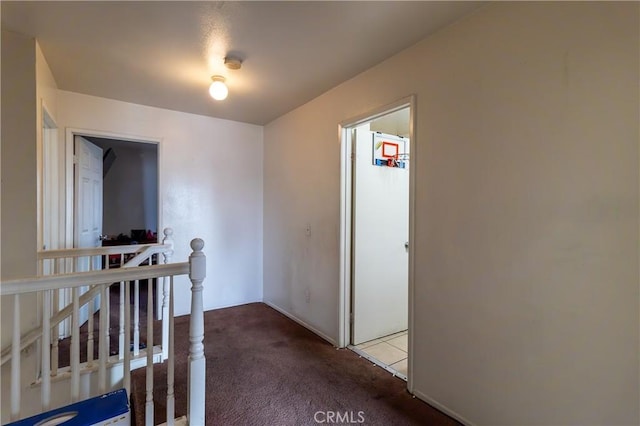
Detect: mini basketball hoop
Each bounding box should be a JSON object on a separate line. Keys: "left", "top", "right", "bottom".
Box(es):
{"left": 373, "top": 134, "right": 408, "bottom": 169}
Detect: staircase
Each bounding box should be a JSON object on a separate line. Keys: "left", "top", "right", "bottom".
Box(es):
{"left": 0, "top": 228, "right": 206, "bottom": 425}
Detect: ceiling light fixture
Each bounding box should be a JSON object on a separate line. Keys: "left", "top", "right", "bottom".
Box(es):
{"left": 224, "top": 57, "right": 242, "bottom": 70}
{"left": 209, "top": 75, "right": 228, "bottom": 101}
{"left": 209, "top": 56, "right": 242, "bottom": 101}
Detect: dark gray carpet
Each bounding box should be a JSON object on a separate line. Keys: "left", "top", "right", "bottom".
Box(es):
{"left": 131, "top": 302, "right": 460, "bottom": 425}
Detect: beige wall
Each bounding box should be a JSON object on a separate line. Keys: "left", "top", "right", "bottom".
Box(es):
{"left": 1, "top": 30, "right": 37, "bottom": 281}
{"left": 1, "top": 30, "right": 39, "bottom": 351}
{"left": 57, "top": 91, "right": 264, "bottom": 316}
{"left": 1, "top": 31, "right": 49, "bottom": 422}
{"left": 263, "top": 2, "right": 639, "bottom": 424}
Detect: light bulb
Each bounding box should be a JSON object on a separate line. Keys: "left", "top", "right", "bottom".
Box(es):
{"left": 209, "top": 76, "right": 228, "bottom": 100}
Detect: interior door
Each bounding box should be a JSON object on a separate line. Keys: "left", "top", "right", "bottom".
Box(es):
{"left": 74, "top": 135, "right": 103, "bottom": 323}
{"left": 352, "top": 126, "right": 409, "bottom": 345}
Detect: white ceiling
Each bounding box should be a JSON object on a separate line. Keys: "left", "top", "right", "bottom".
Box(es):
{"left": 2, "top": 1, "right": 483, "bottom": 125}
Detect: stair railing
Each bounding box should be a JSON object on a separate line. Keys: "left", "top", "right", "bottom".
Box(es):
{"left": 0, "top": 235, "right": 206, "bottom": 426}
{"left": 1, "top": 229, "right": 175, "bottom": 373}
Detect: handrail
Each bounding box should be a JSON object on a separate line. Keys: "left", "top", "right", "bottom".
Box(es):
{"left": 1, "top": 242, "right": 172, "bottom": 366}
{"left": 37, "top": 243, "right": 169, "bottom": 260}
{"left": 2, "top": 232, "right": 205, "bottom": 425}
{"left": 0, "top": 263, "right": 188, "bottom": 296}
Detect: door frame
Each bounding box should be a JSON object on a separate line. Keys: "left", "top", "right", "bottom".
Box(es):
{"left": 338, "top": 95, "right": 416, "bottom": 390}
{"left": 64, "top": 128, "right": 163, "bottom": 252}
{"left": 40, "top": 102, "right": 60, "bottom": 254}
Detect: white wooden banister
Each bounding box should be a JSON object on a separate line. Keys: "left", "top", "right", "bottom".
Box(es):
{"left": 0, "top": 263, "right": 189, "bottom": 296}
{"left": 1, "top": 234, "right": 206, "bottom": 426}
{"left": 0, "top": 263, "right": 189, "bottom": 365}
{"left": 187, "top": 239, "right": 206, "bottom": 425}
{"left": 166, "top": 274, "right": 175, "bottom": 426}
{"left": 5, "top": 238, "right": 170, "bottom": 357}
{"left": 37, "top": 243, "right": 170, "bottom": 260}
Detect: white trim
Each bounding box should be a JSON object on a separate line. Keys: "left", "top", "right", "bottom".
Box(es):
{"left": 406, "top": 96, "right": 417, "bottom": 394}
{"left": 338, "top": 97, "right": 413, "bottom": 130}
{"left": 264, "top": 301, "right": 337, "bottom": 347}
{"left": 40, "top": 100, "right": 58, "bottom": 253}
{"left": 337, "top": 95, "right": 416, "bottom": 389}
{"left": 1, "top": 262, "right": 189, "bottom": 296}
{"left": 411, "top": 389, "right": 475, "bottom": 426}
{"left": 38, "top": 243, "right": 170, "bottom": 260}
{"left": 337, "top": 125, "right": 352, "bottom": 349}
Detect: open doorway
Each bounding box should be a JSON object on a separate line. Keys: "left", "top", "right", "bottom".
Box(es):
{"left": 84, "top": 136, "right": 159, "bottom": 245}
{"left": 58, "top": 130, "right": 161, "bottom": 336}
{"left": 339, "top": 98, "right": 414, "bottom": 382}
{"left": 79, "top": 136, "right": 160, "bottom": 322}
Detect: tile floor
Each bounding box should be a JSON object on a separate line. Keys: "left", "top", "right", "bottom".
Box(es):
{"left": 352, "top": 330, "right": 408, "bottom": 379}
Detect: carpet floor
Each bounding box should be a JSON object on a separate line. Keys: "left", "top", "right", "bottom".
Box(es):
{"left": 130, "top": 303, "right": 460, "bottom": 425}
{"left": 56, "top": 280, "right": 158, "bottom": 367}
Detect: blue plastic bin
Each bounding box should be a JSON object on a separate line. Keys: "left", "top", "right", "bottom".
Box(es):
{"left": 7, "top": 388, "right": 130, "bottom": 426}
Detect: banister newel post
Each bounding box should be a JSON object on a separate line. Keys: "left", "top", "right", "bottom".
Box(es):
{"left": 187, "top": 238, "right": 205, "bottom": 425}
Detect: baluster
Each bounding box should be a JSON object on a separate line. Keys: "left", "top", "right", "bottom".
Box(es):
{"left": 11, "top": 294, "right": 21, "bottom": 421}
{"left": 99, "top": 283, "right": 108, "bottom": 393}
{"left": 155, "top": 254, "right": 162, "bottom": 321}
{"left": 52, "top": 261, "right": 59, "bottom": 377}
{"left": 166, "top": 275, "right": 175, "bottom": 426}
{"left": 71, "top": 286, "right": 80, "bottom": 402}
{"left": 42, "top": 290, "right": 51, "bottom": 410}
{"left": 87, "top": 257, "right": 95, "bottom": 367}
{"left": 119, "top": 277, "right": 125, "bottom": 359}
{"left": 124, "top": 280, "right": 131, "bottom": 398}
{"left": 87, "top": 300, "right": 94, "bottom": 365}
{"left": 145, "top": 273, "right": 154, "bottom": 425}
{"left": 187, "top": 239, "right": 206, "bottom": 425}
{"left": 106, "top": 285, "right": 110, "bottom": 353}
{"left": 105, "top": 260, "right": 111, "bottom": 358}
{"left": 134, "top": 279, "right": 140, "bottom": 356}
{"left": 162, "top": 228, "right": 174, "bottom": 360}
{"left": 100, "top": 255, "right": 111, "bottom": 359}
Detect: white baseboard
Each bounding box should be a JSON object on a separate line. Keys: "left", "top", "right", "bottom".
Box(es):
{"left": 411, "top": 389, "right": 475, "bottom": 426}
{"left": 263, "top": 301, "right": 337, "bottom": 347}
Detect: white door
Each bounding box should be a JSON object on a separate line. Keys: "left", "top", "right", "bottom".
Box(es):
{"left": 352, "top": 126, "right": 409, "bottom": 345}
{"left": 74, "top": 135, "right": 103, "bottom": 323}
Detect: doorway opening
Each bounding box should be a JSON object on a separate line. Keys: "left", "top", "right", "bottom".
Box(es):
{"left": 339, "top": 97, "right": 415, "bottom": 384}
{"left": 65, "top": 130, "right": 161, "bottom": 250}
{"left": 83, "top": 136, "right": 159, "bottom": 246}
{"left": 83, "top": 136, "right": 160, "bottom": 323}
{"left": 61, "top": 129, "right": 162, "bottom": 335}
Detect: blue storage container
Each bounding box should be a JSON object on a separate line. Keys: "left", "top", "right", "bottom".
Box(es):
{"left": 7, "top": 388, "right": 130, "bottom": 426}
